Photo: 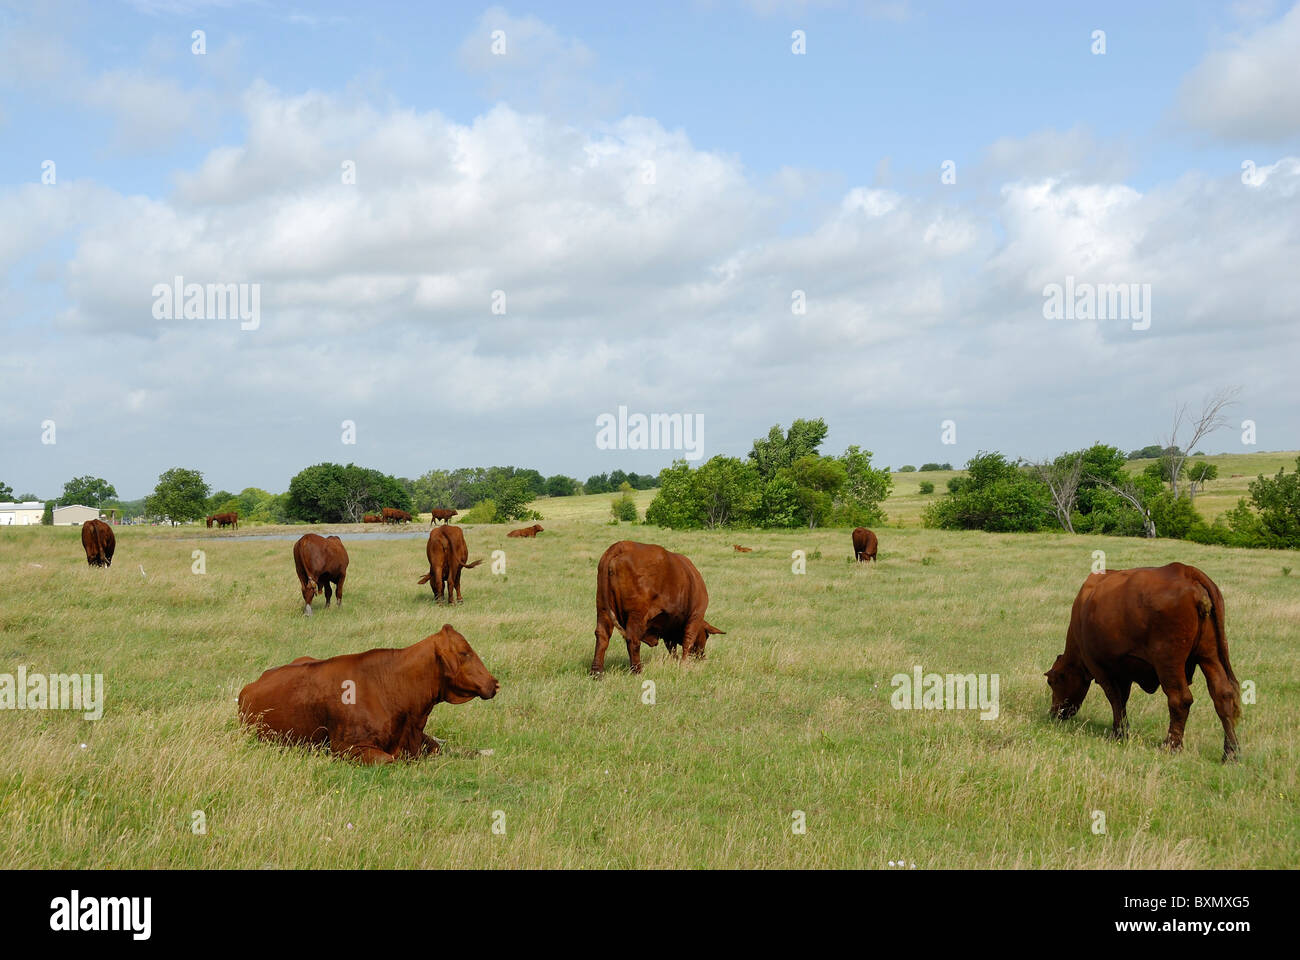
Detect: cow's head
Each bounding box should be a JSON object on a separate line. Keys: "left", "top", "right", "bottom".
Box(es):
{"left": 301, "top": 577, "right": 317, "bottom": 614}
{"left": 1044, "top": 654, "right": 1090, "bottom": 719}
{"left": 205, "top": 516, "right": 214, "bottom": 527}
{"left": 434, "top": 625, "right": 500, "bottom": 703}
{"left": 693, "top": 621, "right": 726, "bottom": 658}
{"left": 533, "top": 524, "right": 544, "bottom": 533}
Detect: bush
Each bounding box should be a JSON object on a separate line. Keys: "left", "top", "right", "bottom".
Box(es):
{"left": 919, "top": 462, "right": 952, "bottom": 472}
{"left": 918, "top": 481, "right": 935, "bottom": 494}
{"left": 460, "top": 499, "right": 497, "bottom": 524}
{"left": 898, "top": 465, "right": 916, "bottom": 473}
{"left": 611, "top": 483, "right": 638, "bottom": 522}
{"left": 922, "top": 451, "right": 1050, "bottom": 532}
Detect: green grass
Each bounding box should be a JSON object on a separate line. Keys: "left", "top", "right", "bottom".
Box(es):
{"left": 0, "top": 478, "right": 1296, "bottom": 868}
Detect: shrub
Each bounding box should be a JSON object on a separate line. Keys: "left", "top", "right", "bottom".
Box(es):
{"left": 918, "top": 480, "right": 935, "bottom": 494}
{"left": 611, "top": 482, "right": 638, "bottom": 522}
{"left": 898, "top": 465, "right": 916, "bottom": 473}
{"left": 460, "top": 499, "right": 497, "bottom": 524}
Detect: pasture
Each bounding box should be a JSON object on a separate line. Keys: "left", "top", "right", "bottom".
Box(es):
{"left": 0, "top": 476, "right": 1296, "bottom": 868}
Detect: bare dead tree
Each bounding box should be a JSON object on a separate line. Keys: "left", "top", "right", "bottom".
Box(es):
{"left": 1032, "top": 454, "right": 1084, "bottom": 533}
{"left": 1161, "top": 387, "right": 1240, "bottom": 498}
{"left": 1089, "top": 474, "right": 1157, "bottom": 538}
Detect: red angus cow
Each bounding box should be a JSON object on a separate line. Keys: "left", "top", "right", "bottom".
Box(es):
{"left": 237, "top": 624, "right": 499, "bottom": 764}
{"left": 382, "top": 507, "right": 412, "bottom": 524}
{"left": 591, "top": 541, "right": 726, "bottom": 675}
{"left": 417, "top": 525, "right": 482, "bottom": 603}
{"left": 1046, "top": 563, "right": 1242, "bottom": 761}
{"left": 362, "top": 514, "right": 382, "bottom": 523}
{"left": 429, "top": 508, "right": 459, "bottom": 524}
{"left": 207, "top": 512, "right": 238, "bottom": 529}
{"left": 506, "top": 524, "right": 544, "bottom": 538}
{"left": 852, "top": 527, "right": 878, "bottom": 562}
{"left": 81, "top": 519, "right": 116, "bottom": 568}
{"left": 292, "top": 533, "right": 349, "bottom": 616}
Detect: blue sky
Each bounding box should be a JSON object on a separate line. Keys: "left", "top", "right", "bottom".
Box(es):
{"left": 2, "top": 0, "right": 1298, "bottom": 498}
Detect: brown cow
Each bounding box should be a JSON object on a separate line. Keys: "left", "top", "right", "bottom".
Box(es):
{"left": 237, "top": 624, "right": 499, "bottom": 764}
{"left": 733, "top": 545, "right": 752, "bottom": 553}
{"left": 591, "top": 541, "right": 726, "bottom": 675}
{"left": 507, "top": 524, "right": 544, "bottom": 538}
{"left": 1046, "top": 563, "right": 1242, "bottom": 762}
{"left": 382, "top": 507, "right": 412, "bottom": 524}
{"left": 207, "top": 511, "right": 238, "bottom": 529}
{"left": 362, "top": 514, "right": 382, "bottom": 523}
{"left": 852, "top": 527, "right": 878, "bottom": 562}
{"left": 292, "top": 533, "right": 349, "bottom": 616}
{"left": 429, "top": 508, "right": 458, "bottom": 524}
{"left": 417, "top": 525, "right": 482, "bottom": 603}
{"left": 80, "top": 519, "right": 115, "bottom": 568}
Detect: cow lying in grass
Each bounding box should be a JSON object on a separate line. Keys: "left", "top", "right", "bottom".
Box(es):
{"left": 238, "top": 625, "right": 499, "bottom": 764}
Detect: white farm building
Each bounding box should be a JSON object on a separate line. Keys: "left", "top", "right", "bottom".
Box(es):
{"left": 0, "top": 501, "right": 45, "bottom": 525}
{"left": 53, "top": 505, "right": 104, "bottom": 525}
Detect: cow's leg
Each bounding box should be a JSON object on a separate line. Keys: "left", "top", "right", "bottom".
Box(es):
{"left": 1199, "top": 659, "right": 1241, "bottom": 762}
{"left": 334, "top": 571, "right": 345, "bottom": 609}
{"left": 621, "top": 614, "right": 652, "bottom": 674}
{"left": 590, "top": 607, "right": 616, "bottom": 675}
{"left": 1155, "top": 663, "right": 1194, "bottom": 753}
{"left": 322, "top": 578, "right": 334, "bottom": 607}
{"left": 342, "top": 744, "right": 396, "bottom": 765}
{"left": 420, "top": 733, "right": 445, "bottom": 756}
{"left": 1095, "top": 675, "right": 1131, "bottom": 739}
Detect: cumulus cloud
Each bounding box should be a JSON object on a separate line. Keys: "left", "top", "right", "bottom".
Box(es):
{"left": 1174, "top": 2, "right": 1300, "bottom": 141}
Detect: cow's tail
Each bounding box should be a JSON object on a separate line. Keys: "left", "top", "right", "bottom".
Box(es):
{"left": 417, "top": 572, "right": 432, "bottom": 585}
{"left": 1190, "top": 567, "right": 1240, "bottom": 720}
{"left": 464, "top": 559, "right": 484, "bottom": 569}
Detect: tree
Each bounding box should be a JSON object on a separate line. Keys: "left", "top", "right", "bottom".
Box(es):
{"left": 545, "top": 474, "right": 578, "bottom": 497}
{"left": 1248, "top": 456, "right": 1300, "bottom": 548}
{"left": 922, "top": 452, "right": 1050, "bottom": 533}
{"left": 1159, "top": 388, "right": 1239, "bottom": 497}
{"left": 145, "top": 468, "right": 210, "bottom": 525}
{"left": 918, "top": 481, "right": 935, "bottom": 494}
{"left": 748, "top": 418, "right": 829, "bottom": 480}
{"left": 834, "top": 445, "right": 891, "bottom": 526}
{"left": 1186, "top": 461, "right": 1218, "bottom": 500}
{"left": 696, "top": 457, "right": 763, "bottom": 528}
{"left": 286, "top": 463, "right": 411, "bottom": 523}
{"left": 1031, "top": 452, "right": 1084, "bottom": 532}
{"left": 898, "top": 465, "right": 916, "bottom": 473}
{"left": 611, "top": 482, "right": 638, "bottom": 522}
{"left": 61, "top": 476, "right": 118, "bottom": 507}
{"left": 42, "top": 501, "right": 54, "bottom": 525}
{"left": 919, "top": 462, "right": 951, "bottom": 472}
{"left": 1087, "top": 472, "right": 1158, "bottom": 538}
{"left": 0, "top": 481, "right": 12, "bottom": 500}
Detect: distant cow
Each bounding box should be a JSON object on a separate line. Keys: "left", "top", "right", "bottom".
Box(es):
{"left": 1046, "top": 563, "right": 1241, "bottom": 761}
{"left": 206, "top": 512, "right": 238, "bottom": 529}
{"left": 429, "top": 508, "right": 458, "bottom": 524}
{"left": 591, "top": 541, "right": 726, "bottom": 675}
{"left": 292, "top": 533, "right": 349, "bottom": 616}
{"left": 382, "top": 507, "right": 412, "bottom": 524}
{"left": 237, "top": 624, "right": 499, "bottom": 764}
{"left": 81, "top": 519, "right": 115, "bottom": 568}
{"left": 852, "top": 527, "right": 878, "bottom": 562}
{"left": 733, "top": 545, "right": 752, "bottom": 553}
{"left": 417, "top": 525, "right": 482, "bottom": 603}
{"left": 507, "top": 524, "right": 544, "bottom": 538}
{"left": 362, "top": 514, "right": 382, "bottom": 523}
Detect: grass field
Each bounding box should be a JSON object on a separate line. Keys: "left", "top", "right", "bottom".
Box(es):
{"left": 1, "top": 462, "right": 1296, "bottom": 869}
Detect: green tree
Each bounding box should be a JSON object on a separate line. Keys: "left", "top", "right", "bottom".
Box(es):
{"left": 545, "top": 474, "right": 578, "bottom": 497}
{"left": 42, "top": 501, "right": 54, "bottom": 525}
{"left": 645, "top": 461, "right": 706, "bottom": 529}
{"left": 1248, "top": 456, "right": 1300, "bottom": 548}
{"left": 923, "top": 451, "right": 1050, "bottom": 533}
{"left": 286, "top": 463, "right": 411, "bottom": 523}
{"left": 748, "top": 418, "right": 829, "bottom": 480}
{"left": 61, "top": 476, "right": 118, "bottom": 507}
{"left": 0, "top": 481, "right": 13, "bottom": 500}
{"left": 611, "top": 481, "right": 638, "bottom": 522}
{"left": 834, "top": 445, "right": 891, "bottom": 526}
{"left": 145, "top": 468, "right": 210, "bottom": 525}
{"left": 918, "top": 481, "right": 935, "bottom": 494}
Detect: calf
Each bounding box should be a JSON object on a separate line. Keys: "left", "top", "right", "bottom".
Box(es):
{"left": 429, "top": 508, "right": 459, "bottom": 524}
{"left": 237, "top": 624, "right": 499, "bottom": 764}
{"left": 507, "top": 524, "right": 544, "bottom": 538}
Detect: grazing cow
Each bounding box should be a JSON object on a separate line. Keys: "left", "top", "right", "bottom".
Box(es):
{"left": 382, "top": 507, "right": 412, "bottom": 524}
{"left": 362, "top": 514, "right": 382, "bottom": 523}
{"left": 733, "top": 545, "right": 752, "bottom": 553}
{"left": 207, "top": 511, "right": 238, "bottom": 529}
{"left": 852, "top": 527, "right": 878, "bottom": 562}
{"left": 80, "top": 519, "right": 115, "bottom": 568}
{"left": 417, "top": 525, "right": 482, "bottom": 603}
{"left": 1046, "top": 563, "right": 1242, "bottom": 761}
{"left": 591, "top": 540, "right": 726, "bottom": 675}
{"left": 429, "top": 508, "right": 458, "bottom": 524}
{"left": 292, "top": 533, "right": 349, "bottom": 616}
{"left": 237, "top": 624, "right": 499, "bottom": 764}
{"left": 506, "top": 524, "right": 544, "bottom": 538}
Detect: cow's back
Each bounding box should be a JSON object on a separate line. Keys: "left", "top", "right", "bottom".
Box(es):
{"left": 598, "top": 541, "right": 701, "bottom": 627}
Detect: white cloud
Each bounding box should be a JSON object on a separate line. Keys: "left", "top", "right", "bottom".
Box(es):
{"left": 1174, "top": 2, "right": 1300, "bottom": 141}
